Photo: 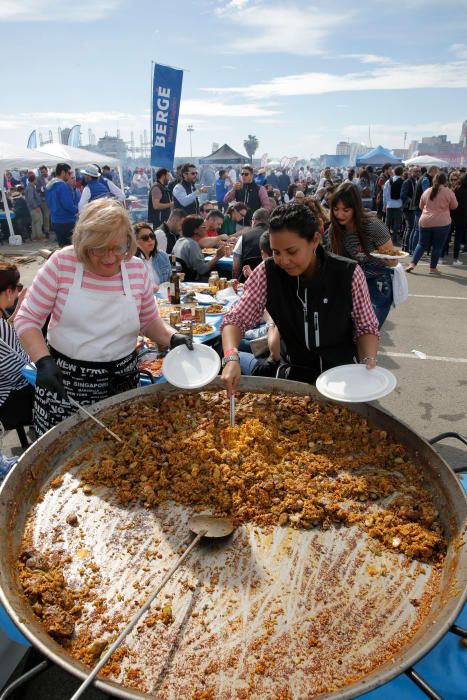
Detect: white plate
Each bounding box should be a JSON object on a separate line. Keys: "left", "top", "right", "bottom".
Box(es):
{"left": 195, "top": 293, "right": 218, "bottom": 305}
{"left": 370, "top": 251, "right": 409, "bottom": 260}
{"left": 316, "top": 364, "right": 397, "bottom": 403}
{"left": 162, "top": 344, "right": 221, "bottom": 389}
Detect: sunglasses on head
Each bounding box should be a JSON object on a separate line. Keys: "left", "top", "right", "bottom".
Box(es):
{"left": 138, "top": 233, "right": 155, "bottom": 241}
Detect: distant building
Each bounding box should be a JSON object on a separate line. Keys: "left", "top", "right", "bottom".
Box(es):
{"left": 392, "top": 148, "right": 409, "bottom": 160}
{"left": 413, "top": 130, "right": 467, "bottom": 166}
{"left": 335, "top": 141, "right": 371, "bottom": 165}
{"left": 88, "top": 135, "right": 128, "bottom": 160}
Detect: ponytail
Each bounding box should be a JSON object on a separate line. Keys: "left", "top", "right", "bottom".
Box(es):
{"left": 429, "top": 172, "right": 447, "bottom": 200}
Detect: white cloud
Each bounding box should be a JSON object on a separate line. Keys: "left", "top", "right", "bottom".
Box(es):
{"left": 204, "top": 60, "right": 467, "bottom": 98}
{"left": 340, "top": 53, "right": 393, "bottom": 65}
{"left": 450, "top": 43, "right": 467, "bottom": 59}
{"left": 180, "top": 99, "right": 279, "bottom": 118}
{"left": 216, "top": 2, "right": 352, "bottom": 55}
{"left": 0, "top": 0, "right": 122, "bottom": 21}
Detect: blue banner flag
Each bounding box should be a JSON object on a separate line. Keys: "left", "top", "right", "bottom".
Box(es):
{"left": 151, "top": 63, "right": 183, "bottom": 170}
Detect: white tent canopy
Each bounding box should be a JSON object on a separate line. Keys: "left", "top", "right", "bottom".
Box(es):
{"left": 0, "top": 147, "right": 63, "bottom": 239}
{"left": 33, "top": 144, "right": 124, "bottom": 192}
{"left": 404, "top": 155, "right": 449, "bottom": 168}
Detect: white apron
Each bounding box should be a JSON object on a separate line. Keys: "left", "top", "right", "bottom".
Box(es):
{"left": 48, "top": 261, "right": 140, "bottom": 361}
{"left": 34, "top": 262, "right": 141, "bottom": 435}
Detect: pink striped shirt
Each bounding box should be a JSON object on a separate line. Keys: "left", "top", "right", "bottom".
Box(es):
{"left": 14, "top": 246, "right": 159, "bottom": 336}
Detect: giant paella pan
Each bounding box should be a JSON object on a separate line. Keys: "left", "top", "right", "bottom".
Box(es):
{"left": 0, "top": 378, "right": 466, "bottom": 699}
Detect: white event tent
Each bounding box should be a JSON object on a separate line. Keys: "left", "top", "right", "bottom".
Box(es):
{"left": 404, "top": 155, "right": 449, "bottom": 168}
{"left": 33, "top": 143, "right": 124, "bottom": 195}
{"left": 0, "top": 147, "right": 62, "bottom": 240}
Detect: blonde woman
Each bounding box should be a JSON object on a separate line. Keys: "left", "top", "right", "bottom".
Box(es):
{"left": 15, "top": 198, "right": 192, "bottom": 435}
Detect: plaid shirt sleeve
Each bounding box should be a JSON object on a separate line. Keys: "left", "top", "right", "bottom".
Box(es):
{"left": 220, "top": 262, "right": 268, "bottom": 335}
{"left": 351, "top": 266, "right": 380, "bottom": 338}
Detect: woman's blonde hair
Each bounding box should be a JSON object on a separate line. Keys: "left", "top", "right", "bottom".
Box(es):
{"left": 73, "top": 199, "right": 137, "bottom": 263}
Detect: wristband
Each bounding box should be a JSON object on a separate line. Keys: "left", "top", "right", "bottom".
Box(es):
{"left": 224, "top": 347, "right": 239, "bottom": 357}
{"left": 361, "top": 356, "right": 377, "bottom": 364}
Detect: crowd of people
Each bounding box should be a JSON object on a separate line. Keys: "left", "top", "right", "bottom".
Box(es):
{"left": 0, "top": 156, "right": 465, "bottom": 474}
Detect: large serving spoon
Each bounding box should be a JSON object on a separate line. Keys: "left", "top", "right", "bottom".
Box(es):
{"left": 70, "top": 514, "right": 234, "bottom": 700}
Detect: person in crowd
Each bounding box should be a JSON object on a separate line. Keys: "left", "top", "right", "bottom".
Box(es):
{"left": 15, "top": 198, "right": 192, "bottom": 436}
{"left": 131, "top": 168, "right": 150, "bottom": 195}
{"left": 45, "top": 163, "right": 78, "bottom": 247}
{"left": 406, "top": 173, "right": 458, "bottom": 275}
{"left": 171, "top": 215, "right": 225, "bottom": 281}
{"left": 11, "top": 185, "right": 31, "bottom": 241}
{"left": 356, "top": 169, "right": 373, "bottom": 205}
{"left": 383, "top": 165, "right": 404, "bottom": 244}
{"left": 0, "top": 263, "right": 34, "bottom": 441}
{"left": 78, "top": 164, "right": 125, "bottom": 211}
{"left": 199, "top": 201, "right": 216, "bottom": 219}
{"left": 220, "top": 202, "right": 249, "bottom": 236}
{"left": 25, "top": 174, "right": 45, "bottom": 241}
{"left": 303, "top": 196, "right": 329, "bottom": 233}
{"left": 168, "top": 164, "right": 183, "bottom": 196}
{"left": 255, "top": 168, "right": 267, "bottom": 186}
{"left": 134, "top": 221, "right": 171, "bottom": 288}
{"left": 272, "top": 188, "right": 282, "bottom": 206}
{"left": 294, "top": 190, "right": 306, "bottom": 204}
{"left": 224, "top": 165, "right": 273, "bottom": 226}
{"left": 285, "top": 183, "right": 297, "bottom": 203}
{"left": 451, "top": 172, "right": 467, "bottom": 266}
{"left": 102, "top": 165, "right": 113, "bottom": 181}
{"left": 232, "top": 208, "right": 271, "bottom": 279}
{"left": 277, "top": 169, "right": 290, "bottom": 196}
{"left": 401, "top": 167, "right": 419, "bottom": 251}
{"left": 204, "top": 210, "right": 227, "bottom": 242}
{"left": 318, "top": 167, "right": 332, "bottom": 189}
{"left": 172, "top": 163, "right": 208, "bottom": 214}
{"left": 441, "top": 170, "right": 462, "bottom": 260}
{"left": 267, "top": 169, "right": 279, "bottom": 189}
{"left": 345, "top": 168, "right": 356, "bottom": 183}
{"left": 220, "top": 204, "right": 380, "bottom": 395}
{"left": 327, "top": 182, "right": 398, "bottom": 327}
{"left": 215, "top": 169, "right": 231, "bottom": 211}
{"left": 148, "top": 167, "right": 173, "bottom": 228}
{"left": 36, "top": 165, "right": 50, "bottom": 238}
{"left": 67, "top": 170, "right": 81, "bottom": 208}
{"left": 154, "top": 208, "right": 186, "bottom": 254}
{"left": 375, "top": 164, "right": 392, "bottom": 220}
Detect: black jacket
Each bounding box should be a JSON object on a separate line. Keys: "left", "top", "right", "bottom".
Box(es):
{"left": 264, "top": 247, "right": 357, "bottom": 384}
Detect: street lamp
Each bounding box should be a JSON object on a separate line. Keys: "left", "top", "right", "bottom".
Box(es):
{"left": 187, "top": 124, "right": 194, "bottom": 157}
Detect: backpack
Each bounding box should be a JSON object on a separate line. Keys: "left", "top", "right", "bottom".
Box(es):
{"left": 390, "top": 177, "right": 403, "bottom": 200}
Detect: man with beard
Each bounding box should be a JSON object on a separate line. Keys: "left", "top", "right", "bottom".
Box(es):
{"left": 148, "top": 167, "right": 173, "bottom": 228}
{"left": 224, "top": 165, "right": 272, "bottom": 226}
{"left": 172, "top": 163, "right": 208, "bottom": 214}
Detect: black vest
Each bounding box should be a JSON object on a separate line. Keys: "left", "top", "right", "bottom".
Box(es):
{"left": 159, "top": 222, "right": 177, "bottom": 255}
{"left": 173, "top": 180, "right": 199, "bottom": 214}
{"left": 148, "top": 182, "right": 172, "bottom": 226}
{"left": 239, "top": 223, "right": 267, "bottom": 268}
{"left": 235, "top": 182, "right": 261, "bottom": 225}
{"left": 265, "top": 247, "right": 357, "bottom": 384}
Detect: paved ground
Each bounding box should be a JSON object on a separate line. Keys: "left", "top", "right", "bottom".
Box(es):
{"left": 0, "top": 241, "right": 466, "bottom": 697}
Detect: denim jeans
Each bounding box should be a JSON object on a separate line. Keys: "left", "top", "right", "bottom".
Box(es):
{"left": 408, "top": 210, "right": 421, "bottom": 254}
{"left": 238, "top": 351, "right": 259, "bottom": 375}
{"left": 366, "top": 271, "right": 393, "bottom": 328}
{"left": 412, "top": 225, "right": 451, "bottom": 269}
{"left": 52, "top": 221, "right": 74, "bottom": 247}
{"left": 454, "top": 225, "right": 466, "bottom": 259}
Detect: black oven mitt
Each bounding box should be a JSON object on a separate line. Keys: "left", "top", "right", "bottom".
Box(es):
{"left": 169, "top": 333, "right": 194, "bottom": 351}
{"left": 35, "top": 356, "right": 68, "bottom": 399}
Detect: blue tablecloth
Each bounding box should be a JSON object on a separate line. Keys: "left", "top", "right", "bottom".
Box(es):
{"left": 205, "top": 254, "right": 233, "bottom": 273}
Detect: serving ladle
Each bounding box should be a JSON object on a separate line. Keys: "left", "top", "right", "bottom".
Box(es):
{"left": 70, "top": 514, "right": 234, "bottom": 700}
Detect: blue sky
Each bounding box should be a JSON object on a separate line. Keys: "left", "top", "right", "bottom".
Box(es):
{"left": 2, "top": 0, "right": 467, "bottom": 160}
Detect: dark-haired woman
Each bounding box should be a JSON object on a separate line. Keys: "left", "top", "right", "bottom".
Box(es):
{"left": 326, "top": 182, "right": 398, "bottom": 327}
{"left": 220, "top": 204, "right": 380, "bottom": 395}
{"left": 452, "top": 173, "right": 467, "bottom": 266}
{"left": 0, "top": 263, "right": 34, "bottom": 437}
{"left": 133, "top": 221, "right": 171, "bottom": 289}
{"left": 406, "top": 173, "right": 457, "bottom": 274}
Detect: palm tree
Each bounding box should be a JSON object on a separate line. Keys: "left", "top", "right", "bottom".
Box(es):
{"left": 243, "top": 135, "right": 259, "bottom": 162}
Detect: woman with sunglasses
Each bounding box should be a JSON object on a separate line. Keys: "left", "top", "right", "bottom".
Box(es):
{"left": 0, "top": 263, "right": 35, "bottom": 444}
{"left": 15, "top": 199, "right": 192, "bottom": 435}
{"left": 133, "top": 221, "right": 172, "bottom": 289}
